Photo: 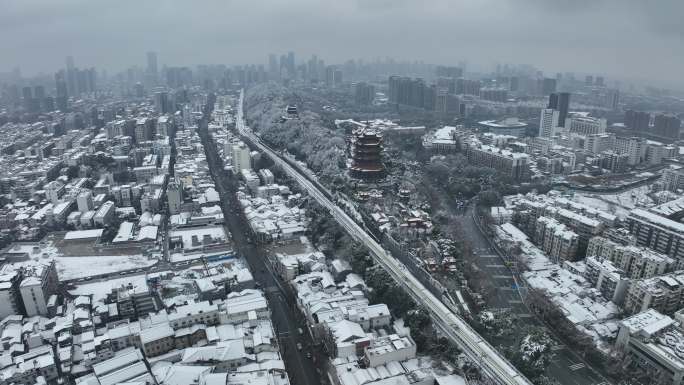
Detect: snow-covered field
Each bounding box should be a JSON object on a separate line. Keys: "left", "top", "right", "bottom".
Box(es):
{"left": 572, "top": 185, "right": 654, "bottom": 220}
{"left": 55, "top": 254, "right": 157, "bottom": 280}
{"left": 4, "top": 242, "right": 158, "bottom": 280}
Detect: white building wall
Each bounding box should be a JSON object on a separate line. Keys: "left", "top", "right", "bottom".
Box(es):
{"left": 20, "top": 283, "right": 47, "bottom": 316}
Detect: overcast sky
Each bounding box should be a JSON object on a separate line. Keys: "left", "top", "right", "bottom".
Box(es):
{"left": 2, "top": 0, "right": 683, "bottom": 88}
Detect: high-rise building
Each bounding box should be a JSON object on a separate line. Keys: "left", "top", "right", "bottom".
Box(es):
{"left": 135, "top": 117, "right": 156, "bottom": 143}
{"left": 22, "top": 86, "right": 33, "bottom": 112}
{"left": 605, "top": 88, "right": 620, "bottom": 110}
{"left": 147, "top": 51, "right": 158, "bottom": 75}
{"left": 134, "top": 82, "right": 145, "bottom": 98}
{"left": 33, "top": 86, "right": 45, "bottom": 100}
{"left": 55, "top": 71, "right": 68, "bottom": 111}
{"left": 615, "top": 136, "right": 647, "bottom": 166}
{"left": 154, "top": 91, "right": 170, "bottom": 114}
{"left": 509, "top": 76, "right": 519, "bottom": 92}
{"left": 548, "top": 92, "right": 570, "bottom": 128}
{"left": 268, "top": 54, "right": 278, "bottom": 79}
{"left": 167, "top": 178, "right": 183, "bottom": 215}
{"left": 653, "top": 114, "right": 681, "bottom": 140}
{"left": 388, "top": 76, "right": 437, "bottom": 110}
{"left": 325, "top": 66, "right": 343, "bottom": 88}
{"left": 145, "top": 51, "right": 159, "bottom": 87}
{"left": 0, "top": 269, "right": 25, "bottom": 319}
{"left": 456, "top": 78, "right": 481, "bottom": 96}
{"left": 479, "top": 88, "right": 508, "bottom": 102}
{"left": 541, "top": 78, "right": 557, "bottom": 95}
{"left": 19, "top": 261, "right": 59, "bottom": 317}
{"left": 66, "top": 56, "right": 76, "bottom": 96}
{"left": 157, "top": 115, "right": 175, "bottom": 137}
{"left": 538, "top": 108, "right": 560, "bottom": 138}
{"left": 624, "top": 110, "right": 651, "bottom": 131}
{"left": 627, "top": 209, "right": 684, "bottom": 266}
{"left": 354, "top": 82, "right": 375, "bottom": 105}
{"left": 231, "top": 142, "right": 252, "bottom": 173}
{"left": 287, "top": 51, "right": 295, "bottom": 74}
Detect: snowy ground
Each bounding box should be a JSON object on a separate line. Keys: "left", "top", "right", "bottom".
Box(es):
{"left": 69, "top": 274, "right": 149, "bottom": 303}
{"left": 572, "top": 185, "right": 654, "bottom": 220}
{"left": 4, "top": 242, "right": 158, "bottom": 280}
{"left": 55, "top": 254, "right": 157, "bottom": 280}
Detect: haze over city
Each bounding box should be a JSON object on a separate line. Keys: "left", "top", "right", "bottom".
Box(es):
{"left": 1, "top": 2, "right": 684, "bottom": 385}
{"left": 2, "top": 0, "right": 684, "bottom": 88}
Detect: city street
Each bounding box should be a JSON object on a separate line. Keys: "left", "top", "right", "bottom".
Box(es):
{"left": 197, "top": 103, "right": 322, "bottom": 385}
{"left": 455, "top": 206, "right": 608, "bottom": 385}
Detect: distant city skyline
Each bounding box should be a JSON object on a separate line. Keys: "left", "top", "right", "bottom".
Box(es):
{"left": 2, "top": 0, "right": 684, "bottom": 90}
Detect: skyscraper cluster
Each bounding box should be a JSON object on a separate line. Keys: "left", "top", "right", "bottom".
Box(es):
{"left": 388, "top": 68, "right": 468, "bottom": 115}
{"left": 53, "top": 56, "right": 97, "bottom": 111}
{"left": 624, "top": 109, "right": 682, "bottom": 140}
{"left": 63, "top": 56, "right": 97, "bottom": 96}
{"left": 267, "top": 52, "right": 335, "bottom": 85}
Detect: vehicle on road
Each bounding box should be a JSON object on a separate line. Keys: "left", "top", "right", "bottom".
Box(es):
{"left": 306, "top": 352, "right": 312, "bottom": 359}
{"left": 298, "top": 328, "right": 304, "bottom": 336}
{"left": 296, "top": 343, "right": 302, "bottom": 351}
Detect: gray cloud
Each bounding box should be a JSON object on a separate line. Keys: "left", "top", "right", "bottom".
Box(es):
{"left": 0, "top": 0, "right": 682, "bottom": 87}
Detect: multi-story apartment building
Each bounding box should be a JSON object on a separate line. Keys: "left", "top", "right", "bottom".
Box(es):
{"left": 616, "top": 309, "right": 684, "bottom": 385}
{"left": 94, "top": 200, "right": 115, "bottom": 227}
{"left": 565, "top": 113, "right": 607, "bottom": 135}
{"left": 584, "top": 256, "right": 630, "bottom": 304}
{"left": 0, "top": 269, "right": 25, "bottom": 318}
{"left": 463, "top": 140, "right": 529, "bottom": 180}
{"left": 624, "top": 272, "right": 684, "bottom": 315}
{"left": 615, "top": 136, "right": 647, "bottom": 166}
{"left": 538, "top": 109, "right": 560, "bottom": 138}
{"left": 535, "top": 216, "right": 579, "bottom": 262}
{"left": 587, "top": 236, "right": 672, "bottom": 279}
{"left": 662, "top": 168, "right": 684, "bottom": 193}
{"left": 583, "top": 133, "right": 615, "bottom": 154}
{"left": 19, "top": 261, "right": 59, "bottom": 317}
{"left": 627, "top": 209, "right": 684, "bottom": 267}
